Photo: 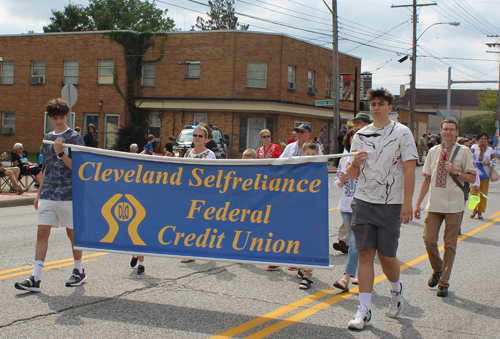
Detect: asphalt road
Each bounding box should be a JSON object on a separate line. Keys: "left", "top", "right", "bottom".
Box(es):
{"left": 1, "top": 167, "right": 499, "bottom": 338}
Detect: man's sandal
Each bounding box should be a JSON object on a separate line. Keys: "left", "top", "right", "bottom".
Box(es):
{"left": 296, "top": 268, "right": 304, "bottom": 279}
{"left": 333, "top": 278, "right": 350, "bottom": 292}
{"left": 299, "top": 278, "right": 313, "bottom": 290}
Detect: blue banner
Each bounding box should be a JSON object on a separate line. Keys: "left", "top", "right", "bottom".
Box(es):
{"left": 72, "top": 151, "right": 330, "bottom": 267}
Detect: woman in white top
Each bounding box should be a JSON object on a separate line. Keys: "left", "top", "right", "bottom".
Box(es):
{"left": 185, "top": 125, "right": 216, "bottom": 160}
{"left": 470, "top": 132, "right": 495, "bottom": 219}
{"left": 181, "top": 125, "right": 216, "bottom": 263}
{"left": 332, "top": 128, "right": 359, "bottom": 292}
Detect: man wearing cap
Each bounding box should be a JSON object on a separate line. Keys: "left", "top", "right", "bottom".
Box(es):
{"left": 333, "top": 112, "right": 373, "bottom": 254}
{"left": 281, "top": 124, "right": 323, "bottom": 157}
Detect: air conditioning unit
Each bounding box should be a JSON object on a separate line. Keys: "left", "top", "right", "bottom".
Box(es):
{"left": 1, "top": 126, "right": 14, "bottom": 134}
{"left": 308, "top": 87, "right": 318, "bottom": 95}
{"left": 30, "top": 76, "right": 45, "bottom": 85}
{"left": 288, "top": 82, "right": 299, "bottom": 91}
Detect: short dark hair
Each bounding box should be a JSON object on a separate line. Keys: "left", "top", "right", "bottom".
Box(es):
{"left": 440, "top": 119, "right": 458, "bottom": 130}
{"left": 46, "top": 98, "right": 70, "bottom": 117}
{"left": 367, "top": 88, "right": 393, "bottom": 105}
{"left": 148, "top": 134, "right": 155, "bottom": 141}
{"left": 344, "top": 127, "right": 359, "bottom": 152}
{"left": 168, "top": 135, "right": 176, "bottom": 141}
{"left": 477, "top": 132, "right": 489, "bottom": 140}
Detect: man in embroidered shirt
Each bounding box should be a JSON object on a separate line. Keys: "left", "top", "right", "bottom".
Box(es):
{"left": 345, "top": 88, "right": 418, "bottom": 330}
{"left": 280, "top": 124, "right": 323, "bottom": 157}
{"left": 414, "top": 119, "right": 476, "bottom": 297}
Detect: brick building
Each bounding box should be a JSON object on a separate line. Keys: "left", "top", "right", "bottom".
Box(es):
{"left": 0, "top": 30, "right": 362, "bottom": 158}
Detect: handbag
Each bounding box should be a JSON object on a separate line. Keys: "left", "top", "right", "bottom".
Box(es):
{"left": 491, "top": 169, "right": 499, "bottom": 182}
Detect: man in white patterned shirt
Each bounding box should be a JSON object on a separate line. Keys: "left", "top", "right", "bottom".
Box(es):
{"left": 346, "top": 88, "right": 418, "bottom": 330}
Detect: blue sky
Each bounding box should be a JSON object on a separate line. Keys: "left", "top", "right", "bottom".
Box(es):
{"left": 1, "top": 0, "right": 499, "bottom": 95}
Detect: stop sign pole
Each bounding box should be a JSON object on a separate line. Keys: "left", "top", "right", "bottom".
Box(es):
{"left": 61, "top": 83, "right": 78, "bottom": 114}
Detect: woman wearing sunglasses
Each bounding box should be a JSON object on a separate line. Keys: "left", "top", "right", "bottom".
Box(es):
{"left": 185, "top": 125, "right": 217, "bottom": 160}
{"left": 257, "top": 129, "right": 281, "bottom": 159}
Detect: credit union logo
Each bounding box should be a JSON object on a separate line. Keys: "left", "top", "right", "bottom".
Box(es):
{"left": 100, "top": 194, "right": 147, "bottom": 245}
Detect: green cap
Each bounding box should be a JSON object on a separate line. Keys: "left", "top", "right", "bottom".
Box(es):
{"left": 353, "top": 113, "right": 372, "bottom": 123}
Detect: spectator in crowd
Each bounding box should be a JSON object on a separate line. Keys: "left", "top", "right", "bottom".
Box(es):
{"left": 0, "top": 152, "right": 24, "bottom": 194}
{"left": 457, "top": 137, "right": 471, "bottom": 148}
{"left": 144, "top": 135, "right": 155, "bottom": 155}
{"left": 352, "top": 113, "right": 372, "bottom": 129}
{"left": 74, "top": 126, "right": 82, "bottom": 135}
{"left": 257, "top": 129, "right": 281, "bottom": 159}
{"left": 11, "top": 143, "right": 42, "bottom": 188}
{"left": 163, "top": 136, "right": 176, "bottom": 157}
{"left": 288, "top": 131, "right": 297, "bottom": 144}
{"left": 419, "top": 134, "right": 428, "bottom": 162}
{"left": 242, "top": 149, "right": 257, "bottom": 159}
{"left": 190, "top": 123, "right": 221, "bottom": 158}
{"left": 83, "top": 124, "right": 98, "bottom": 148}
{"left": 337, "top": 129, "right": 346, "bottom": 154}
{"left": 280, "top": 124, "right": 323, "bottom": 158}
{"left": 317, "top": 128, "right": 326, "bottom": 150}
{"left": 470, "top": 132, "right": 494, "bottom": 219}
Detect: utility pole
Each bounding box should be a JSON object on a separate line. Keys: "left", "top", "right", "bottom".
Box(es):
{"left": 332, "top": 0, "right": 340, "bottom": 155}
{"left": 392, "top": 1, "right": 436, "bottom": 138}
{"left": 486, "top": 37, "right": 500, "bottom": 127}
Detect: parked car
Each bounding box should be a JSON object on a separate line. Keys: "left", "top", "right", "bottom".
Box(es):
{"left": 173, "top": 125, "right": 230, "bottom": 158}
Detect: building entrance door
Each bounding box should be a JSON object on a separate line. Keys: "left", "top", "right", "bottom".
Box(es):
{"left": 247, "top": 118, "right": 265, "bottom": 151}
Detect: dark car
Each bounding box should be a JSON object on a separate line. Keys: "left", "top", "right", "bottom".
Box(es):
{"left": 173, "top": 125, "right": 230, "bottom": 158}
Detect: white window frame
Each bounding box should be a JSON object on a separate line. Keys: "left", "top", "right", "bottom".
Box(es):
{"left": 325, "top": 74, "right": 331, "bottom": 97}
{"left": 1, "top": 61, "right": 14, "bottom": 85}
{"left": 288, "top": 66, "right": 296, "bottom": 83}
{"left": 98, "top": 59, "right": 114, "bottom": 84}
{"left": 294, "top": 121, "right": 310, "bottom": 128}
{"left": 64, "top": 60, "right": 79, "bottom": 85}
{"left": 104, "top": 114, "right": 120, "bottom": 149}
{"left": 2, "top": 111, "right": 15, "bottom": 134}
{"left": 44, "top": 112, "right": 75, "bottom": 134}
{"left": 194, "top": 113, "right": 208, "bottom": 125}
{"left": 148, "top": 112, "right": 161, "bottom": 142}
{"left": 186, "top": 61, "right": 200, "bottom": 79}
{"left": 307, "top": 70, "right": 315, "bottom": 88}
{"left": 142, "top": 61, "right": 155, "bottom": 86}
{"left": 247, "top": 62, "right": 267, "bottom": 89}
{"left": 32, "top": 61, "right": 45, "bottom": 76}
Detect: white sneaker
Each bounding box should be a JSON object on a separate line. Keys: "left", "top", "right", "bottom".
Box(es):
{"left": 347, "top": 305, "right": 372, "bottom": 330}
{"left": 389, "top": 282, "right": 404, "bottom": 318}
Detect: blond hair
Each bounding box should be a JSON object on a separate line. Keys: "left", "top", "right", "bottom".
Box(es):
{"left": 242, "top": 149, "right": 257, "bottom": 159}
{"left": 259, "top": 129, "right": 271, "bottom": 138}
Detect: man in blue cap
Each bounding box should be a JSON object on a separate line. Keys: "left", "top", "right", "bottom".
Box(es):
{"left": 281, "top": 123, "right": 323, "bottom": 157}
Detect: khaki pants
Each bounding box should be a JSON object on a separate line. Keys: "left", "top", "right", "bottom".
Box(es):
{"left": 470, "top": 178, "right": 489, "bottom": 213}
{"left": 423, "top": 211, "right": 463, "bottom": 288}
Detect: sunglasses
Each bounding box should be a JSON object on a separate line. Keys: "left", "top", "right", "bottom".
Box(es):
{"left": 193, "top": 134, "right": 205, "bottom": 138}
{"left": 297, "top": 130, "right": 309, "bottom": 134}
{"left": 261, "top": 135, "right": 271, "bottom": 138}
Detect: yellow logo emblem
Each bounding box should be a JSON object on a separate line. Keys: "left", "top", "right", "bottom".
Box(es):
{"left": 100, "top": 194, "right": 147, "bottom": 245}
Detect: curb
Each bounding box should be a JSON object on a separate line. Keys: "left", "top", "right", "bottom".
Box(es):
{"left": 0, "top": 196, "right": 36, "bottom": 208}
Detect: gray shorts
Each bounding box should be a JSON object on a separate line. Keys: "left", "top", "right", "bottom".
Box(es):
{"left": 351, "top": 198, "right": 402, "bottom": 257}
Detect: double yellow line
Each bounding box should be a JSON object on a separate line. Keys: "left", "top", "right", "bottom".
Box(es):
{"left": 0, "top": 253, "right": 108, "bottom": 280}
{"left": 211, "top": 211, "right": 500, "bottom": 339}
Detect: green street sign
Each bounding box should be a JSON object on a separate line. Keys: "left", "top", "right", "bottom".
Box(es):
{"left": 315, "top": 100, "right": 334, "bottom": 106}
{"left": 331, "top": 92, "right": 336, "bottom": 98}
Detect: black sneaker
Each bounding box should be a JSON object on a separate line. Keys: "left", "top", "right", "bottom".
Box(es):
{"left": 333, "top": 241, "right": 349, "bottom": 254}
{"left": 66, "top": 269, "right": 87, "bottom": 287}
{"left": 428, "top": 272, "right": 442, "bottom": 288}
{"left": 137, "top": 265, "right": 145, "bottom": 275}
{"left": 14, "top": 276, "right": 41, "bottom": 292}
{"left": 130, "top": 256, "right": 138, "bottom": 268}
{"left": 437, "top": 285, "right": 449, "bottom": 297}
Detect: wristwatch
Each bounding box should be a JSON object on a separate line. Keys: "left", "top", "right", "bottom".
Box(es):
{"left": 457, "top": 170, "right": 461, "bottom": 176}
{"left": 58, "top": 151, "right": 65, "bottom": 158}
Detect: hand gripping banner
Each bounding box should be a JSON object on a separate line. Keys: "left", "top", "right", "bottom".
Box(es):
{"left": 67, "top": 146, "right": 333, "bottom": 268}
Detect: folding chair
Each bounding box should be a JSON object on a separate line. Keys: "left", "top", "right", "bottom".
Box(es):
{"left": 12, "top": 151, "right": 37, "bottom": 190}
{"left": 0, "top": 171, "right": 13, "bottom": 191}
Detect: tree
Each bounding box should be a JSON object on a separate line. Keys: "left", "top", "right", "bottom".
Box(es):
{"left": 43, "top": 0, "right": 175, "bottom": 33}
{"left": 478, "top": 89, "right": 499, "bottom": 113}
{"left": 196, "top": 0, "right": 249, "bottom": 31}
{"left": 458, "top": 113, "right": 497, "bottom": 136}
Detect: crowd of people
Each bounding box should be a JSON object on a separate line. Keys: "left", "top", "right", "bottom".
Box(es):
{"left": 10, "top": 88, "right": 498, "bottom": 331}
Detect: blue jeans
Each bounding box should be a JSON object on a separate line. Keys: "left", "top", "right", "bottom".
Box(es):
{"left": 341, "top": 211, "right": 359, "bottom": 278}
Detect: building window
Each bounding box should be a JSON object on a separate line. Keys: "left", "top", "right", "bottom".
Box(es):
{"left": 186, "top": 61, "right": 200, "bottom": 79}
{"left": 64, "top": 60, "right": 79, "bottom": 84}
{"left": 98, "top": 60, "right": 114, "bottom": 84}
{"left": 142, "top": 62, "right": 155, "bottom": 86}
{"left": 288, "top": 66, "right": 296, "bottom": 83}
{"left": 32, "top": 61, "right": 45, "bottom": 76}
{"left": 325, "top": 74, "right": 331, "bottom": 97}
{"left": 1, "top": 61, "right": 14, "bottom": 85}
{"left": 247, "top": 62, "right": 267, "bottom": 88}
{"left": 44, "top": 112, "right": 75, "bottom": 134}
{"left": 104, "top": 114, "right": 120, "bottom": 149}
{"left": 307, "top": 71, "right": 315, "bottom": 88}
{"left": 1, "top": 111, "right": 15, "bottom": 134}
{"left": 194, "top": 113, "right": 207, "bottom": 125}
{"left": 148, "top": 112, "right": 161, "bottom": 142}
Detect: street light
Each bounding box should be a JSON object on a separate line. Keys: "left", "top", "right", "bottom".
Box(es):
{"left": 409, "top": 21, "right": 460, "bottom": 137}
